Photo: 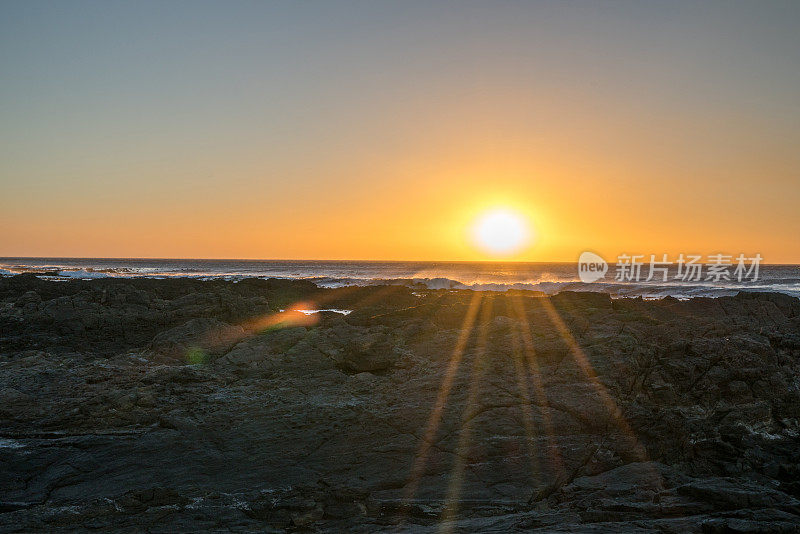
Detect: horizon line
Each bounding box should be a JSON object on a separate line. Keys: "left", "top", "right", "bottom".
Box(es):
{"left": 0, "top": 256, "right": 796, "bottom": 266}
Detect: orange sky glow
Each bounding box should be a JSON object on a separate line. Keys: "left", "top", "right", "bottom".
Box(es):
{"left": 1, "top": 2, "right": 798, "bottom": 262}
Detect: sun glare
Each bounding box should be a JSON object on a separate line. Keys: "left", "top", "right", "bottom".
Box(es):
{"left": 472, "top": 208, "right": 530, "bottom": 256}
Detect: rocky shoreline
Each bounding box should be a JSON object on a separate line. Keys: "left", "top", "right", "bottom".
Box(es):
{"left": 1, "top": 274, "right": 799, "bottom": 532}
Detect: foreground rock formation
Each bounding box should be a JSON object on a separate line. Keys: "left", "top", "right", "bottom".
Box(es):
{"left": 1, "top": 274, "right": 799, "bottom": 532}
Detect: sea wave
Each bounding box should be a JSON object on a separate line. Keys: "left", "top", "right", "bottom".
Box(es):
{"left": 310, "top": 275, "right": 800, "bottom": 299}
{"left": 1, "top": 259, "right": 799, "bottom": 300}
{"left": 57, "top": 269, "right": 112, "bottom": 279}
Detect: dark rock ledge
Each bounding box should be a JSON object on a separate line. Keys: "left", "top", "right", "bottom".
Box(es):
{"left": 1, "top": 274, "right": 799, "bottom": 532}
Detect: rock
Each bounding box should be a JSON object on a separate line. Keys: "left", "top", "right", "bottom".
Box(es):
{"left": 310, "top": 326, "right": 403, "bottom": 373}
{"left": 0, "top": 387, "right": 34, "bottom": 418}
{"left": 677, "top": 478, "right": 800, "bottom": 511}
{"left": 115, "top": 487, "right": 189, "bottom": 513}
{"left": 214, "top": 328, "right": 308, "bottom": 370}
{"left": 147, "top": 318, "right": 244, "bottom": 362}
{"left": 0, "top": 387, "right": 32, "bottom": 406}
{"left": 701, "top": 509, "right": 800, "bottom": 533}
{"left": 729, "top": 380, "right": 750, "bottom": 397}
{"left": 1, "top": 276, "right": 800, "bottom": 531}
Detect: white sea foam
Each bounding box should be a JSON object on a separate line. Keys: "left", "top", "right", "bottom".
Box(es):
{"left": 57, "top": 269, "right": 111, "bottom": 279}
{"left": 1, "top": 259, "right": 798, "bottom": 300}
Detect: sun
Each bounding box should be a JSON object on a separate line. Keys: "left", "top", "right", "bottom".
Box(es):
{"left": 472, "top": 208, "right": 531, "bottom": 256}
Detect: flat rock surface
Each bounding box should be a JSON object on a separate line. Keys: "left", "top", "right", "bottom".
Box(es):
{"left": 1, "top": 275, "right": 799, "bottom": 532}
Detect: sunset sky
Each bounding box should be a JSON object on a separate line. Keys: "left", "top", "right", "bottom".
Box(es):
{"left": 1, "top": 1, "right": 799, "bottom": 262}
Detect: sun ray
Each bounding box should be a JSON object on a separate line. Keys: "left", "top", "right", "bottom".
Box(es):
{"left": 402, "top": 291, "right": 483, "bottom": 506}
{"left": 536, "top": 296, "right": 648, "bottom": 461}
{"left": 509, "top": 296, "right": 566, "bottom": 483}
{"left": 440, "top": 298, "right": 494, "bottom": 531}
{"left": 502, "top": 297, "right": 544, "bottom": 491}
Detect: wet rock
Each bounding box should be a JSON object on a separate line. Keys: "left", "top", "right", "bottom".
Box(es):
{"left": 677, "top": 478, "right": 800, "bottom": 511}
{"left": 1, "top": 276, "right": 800, "bottom": 531}
{"left": 115, "top": 487, "right": 189, "bottom": 513}
{"left": 147, "top": 318, "right": 244, "bottom": 362}
{"left": 308, "top": 325, "right": 404, "bottom": 373}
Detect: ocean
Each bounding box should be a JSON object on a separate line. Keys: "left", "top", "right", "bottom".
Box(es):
{"left": 1, "top": 257, "right": 799, "bottom": 300}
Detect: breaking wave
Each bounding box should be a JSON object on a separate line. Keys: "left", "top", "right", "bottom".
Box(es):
{"left": 1, "top": 258, "right": 799, "bottom": 300}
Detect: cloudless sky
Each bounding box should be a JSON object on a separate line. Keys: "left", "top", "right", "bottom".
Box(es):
{"left": 1, "top": 1, "right": 799, "bottom": 261}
